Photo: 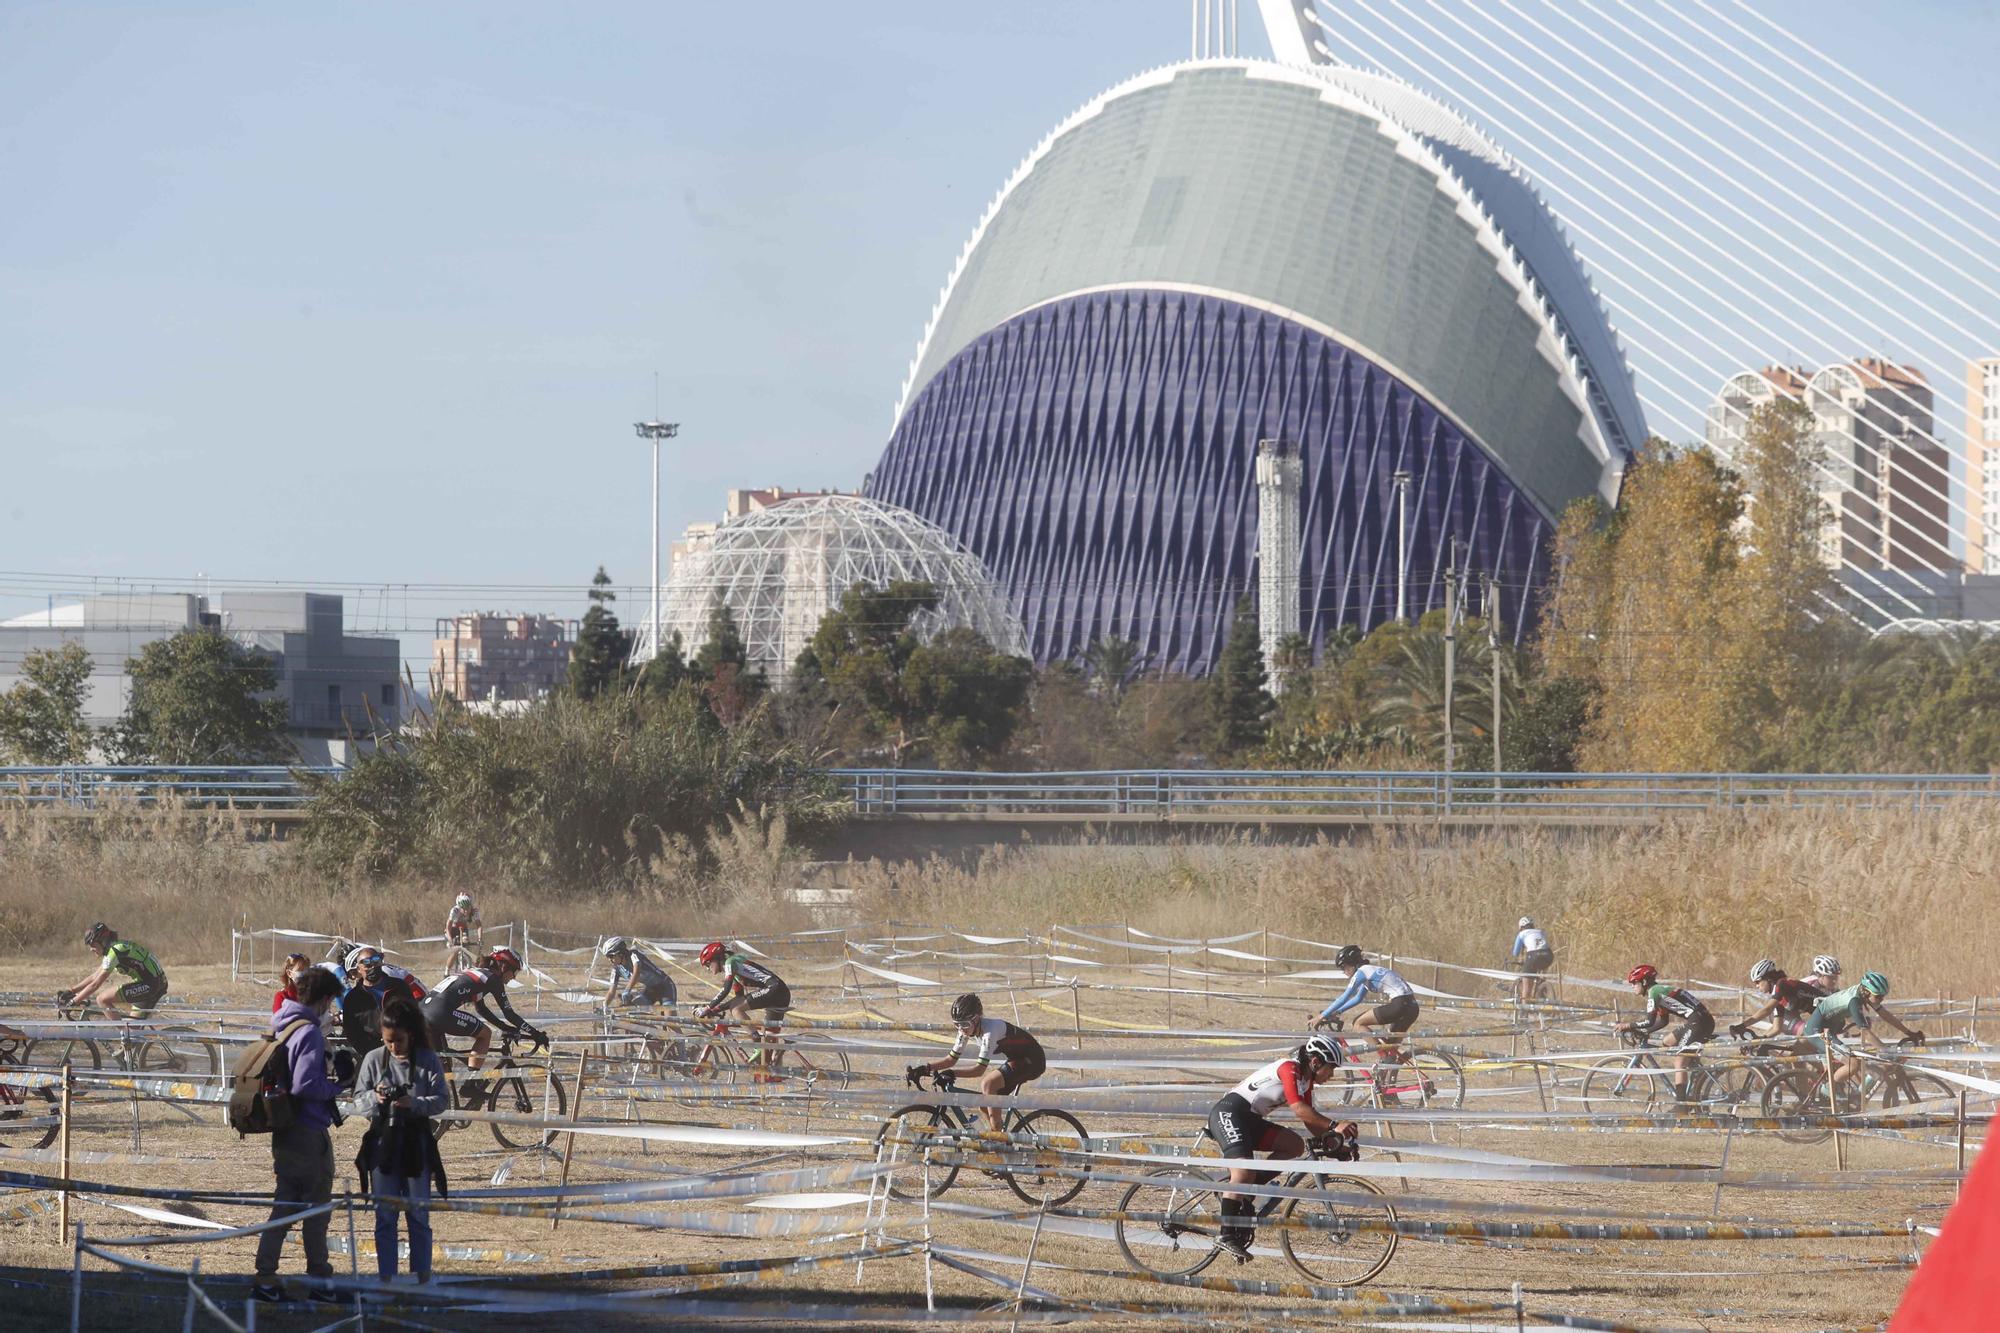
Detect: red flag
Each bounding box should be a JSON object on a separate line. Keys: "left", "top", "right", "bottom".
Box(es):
{"left": 1892, "top": 1125, "right": 1997, "bottom": 1330}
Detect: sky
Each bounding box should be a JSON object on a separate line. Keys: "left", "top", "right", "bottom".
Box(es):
{"left": 4, "top": 1, "right": 1997, "bottom": 639}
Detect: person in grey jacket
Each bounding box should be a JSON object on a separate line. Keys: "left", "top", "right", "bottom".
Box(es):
{"left": 344, "top": 999, "right": 449, "bottom": 1282}
{"left": 253, "top": 967, "right": 345, "bottom": 1303}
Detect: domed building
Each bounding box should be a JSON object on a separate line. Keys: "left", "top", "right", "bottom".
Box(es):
{"left": 651, "top": 494, "right": 1026, "bottom": 686}
{"left": 865, "top": 55, "right": 1644, "bottom": 674}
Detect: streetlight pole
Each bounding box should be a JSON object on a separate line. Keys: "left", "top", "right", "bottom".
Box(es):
{"left": 633, "top": 419, "right": 680, "bottom": 662}
{"left": 1393, "top": 471, "right": 1411, "bottom": 623}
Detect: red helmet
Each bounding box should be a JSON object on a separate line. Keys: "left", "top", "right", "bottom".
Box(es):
{"left": 699, "top": 941, "right": 725, "bottom": 967}
{"left": 1626, "top": 964, "right": 1657, "bottom": 988}
{"left": 486, "top": 947, "right": 522, "bottom": 975}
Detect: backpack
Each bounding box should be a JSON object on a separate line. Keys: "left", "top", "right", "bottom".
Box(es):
{"left": 228, "top": 1018, "right": 313, "bottom": 1137}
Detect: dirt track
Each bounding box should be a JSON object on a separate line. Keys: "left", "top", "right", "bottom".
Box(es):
{"left": 0, "top": 947, "right": 1962, "bottom": 1331}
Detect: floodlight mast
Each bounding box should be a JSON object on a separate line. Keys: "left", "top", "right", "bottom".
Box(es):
{"left": 634, "top": 419, "right": 680, "bottom": 662}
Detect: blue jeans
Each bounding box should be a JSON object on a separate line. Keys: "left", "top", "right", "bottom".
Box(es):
{"left": 372, "top": 1172, "right": 433, "bottom": 1280}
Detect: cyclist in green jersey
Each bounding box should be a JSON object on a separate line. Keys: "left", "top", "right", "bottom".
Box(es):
{"left": 1799, "top": 971, "right": 1925, "bottom": 1095}
{"left": 697, "top": 941, "right": 791, "bottom": 1078}
{"left": 62, "top": 922, "right": 169, "bottom": 1018}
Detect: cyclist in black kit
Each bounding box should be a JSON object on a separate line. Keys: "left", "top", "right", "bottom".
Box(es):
{"left": 908, "top": 994, "right": 1047, "bottom": 1133}
{"left": 417, "top": 948, "right": 544, "bottom": 1072}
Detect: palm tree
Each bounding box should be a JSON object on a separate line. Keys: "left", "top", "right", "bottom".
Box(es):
{"left": 1084, "top": 636, "right": 1143, "bottom": 701}
{"left": 1366, "top": 627, "right": 1516, "bottom": 766}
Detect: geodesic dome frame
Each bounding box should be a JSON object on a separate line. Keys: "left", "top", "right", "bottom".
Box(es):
{"left": 638, "top": 495, "right": 1027, "bottom": 687}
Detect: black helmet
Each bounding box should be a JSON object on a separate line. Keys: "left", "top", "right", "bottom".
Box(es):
{"left": 1335, "top": 944, "right": 1365, "bottom": 969}
{"left": 950, "top": 993, "right": 982, "bottom": 1024}
{"left": 84, "top": 922, "right": 114, "bottom": 950}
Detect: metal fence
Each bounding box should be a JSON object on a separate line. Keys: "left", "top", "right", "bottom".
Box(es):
{"left": 829, "top": 769, "right": 2000, "bottom": 820}
{"left": 3, "top": 765, "right": 1998, "bottom": 820}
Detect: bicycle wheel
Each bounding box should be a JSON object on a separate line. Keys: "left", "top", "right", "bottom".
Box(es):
{"left": 24, "top": 1036, "right": 101, "bottom": 1075}
{"left": 1581, "top": 1056, "right": 1665, "bottom": 1116}
{"left": 487, "top": 1064, "right": 568, "bottom": 1150}
{"left": 1880, "top": 1068, "right": 1957, "bottom": 1115}
{"left": 1699, "top": 1058, "right": 1764, "bottom": 1110}
{"left": 0, "top": 1059, "right": 60, "bottom": 1152}
{"left": 1761, "top": 1068, "right": 1833, "bottom": 1143}
{"left": 1398, "top": 1049, "right": 1466, "bottom": 1110}
{"left": 875, "top": 1106, "right": 958, "bottom": 1202}
{"left": 1280, "top": 1173, "right": 1399, "bottom": 1287}
{"left": 784, "top": 1036, "right": 852, "bottom": 1090}
{"left": 1114, "top": 1167, "right": 1223, "bottom": 1278}
{"left": 130, "top": 1031, "right": 221, "bottom": 1081}
{"left": 1004, "top": 1108, "right": 1090, "bottom": 1208}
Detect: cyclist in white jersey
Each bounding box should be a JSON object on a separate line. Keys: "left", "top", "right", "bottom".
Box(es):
{"left": 1205, "top": 1035, "right": 1356, "bottom": 1263}
{"left": 1311, "top": 945, "right": 1420, "bottom": 1074}
{"left": 1510, "top": 917, "right": 1553, "bottom": 1003}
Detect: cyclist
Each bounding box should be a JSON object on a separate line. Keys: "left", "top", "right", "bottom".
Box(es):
{"left": 696, "top": 941, "right": 791, "bottom": 1079}
{"left": 340, "top": 946, "right": 429, "bottom": 1056}
{"left": 1310, "top": 946, "right": 1419, "bottom": 1076}
{"left": 418, "top": 948, "right": 543, "bottom": 1073}
{"left": 1208, "top": 1035, "right": 1358, "bottom": 1264}
{"left": 1800, "top": 970, "right": 1925, "bottom": 1095}
{"left": 443, "top": 893, "right": 483, "bottom": 963}
{"left": 1730, "top": 960, "right": 1820, "bottom": 1039}
{"left": 908, "top": 994, "right": 1046, "bottom": 1134}
{"left": 1613, "top": 965, "right": 1714, "bottom": 1104}
{"left": 601, "top": 937, "right": 677, "bottom": 1011}
{"left": 61, "top": 923, "right": 169, "bottom": 1019}
{"left": 1509, "top": 916, "right": 1554, "bottom": 1004}
{"left": 1806, "top": 954, "right": 1842, "bottom": 997}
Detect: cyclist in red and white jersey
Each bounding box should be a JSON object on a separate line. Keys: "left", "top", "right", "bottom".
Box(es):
{"left": 909, "top": 994, "right": 1046, "bottom": 1133}
{"left": 1207, "top": 1035, "right": 1356, "bottom": 1263}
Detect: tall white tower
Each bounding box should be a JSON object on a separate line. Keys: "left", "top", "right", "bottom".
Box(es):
{"left": 1256, "top": 439, "right": 1303, "bottom": 676}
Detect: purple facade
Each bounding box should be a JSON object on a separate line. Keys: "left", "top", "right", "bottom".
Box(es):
{"left": 866, "top": 289, "right": 1550, "bottom": 676}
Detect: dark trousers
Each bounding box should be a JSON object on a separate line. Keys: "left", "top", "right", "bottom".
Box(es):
{"left": 253, "top": 1123, "right": 335, "bottom": 1279}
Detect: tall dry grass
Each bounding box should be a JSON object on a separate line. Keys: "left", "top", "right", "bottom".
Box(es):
{"left": 4, "top": 801, "right": 1996, "bottom": 995}
{"left": 848, "top": 806, "right": 2000, "bottom": 994}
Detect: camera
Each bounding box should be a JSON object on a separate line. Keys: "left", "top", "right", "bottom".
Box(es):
{"left": 377, "top": 1081, "right": 411, "bottom": 1106}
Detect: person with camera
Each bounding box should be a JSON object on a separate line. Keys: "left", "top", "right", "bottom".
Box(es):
{"left": 346, "top": 999, "right": 448, "bottom": 1284}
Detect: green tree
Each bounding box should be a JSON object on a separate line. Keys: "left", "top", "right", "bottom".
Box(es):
{"left": 1083, "top": 636, "right": 1142, "bottom": 701}
{"left": 902, "top": 627, "right": 1033, "bottom": 766}
{"left": 1365, "top": 615, "right": 1512, "bottom": 767}
{"left": 1208, "top": 597, "right": 1273, "bottom": 758}
{"left": 1501, "top": 675, "right": 1597, "bottom": 773}
{"left": 568, "top": 566, "right": 632, "bottom": 700}
{"left": 109, "top": 631, "right": 289, "bottom": 764}
{"left": 691, "top": 602, "right": 766, "bottom": 726}
{"left": 635, "top": 630, "right": 688, "bottom": 700}
{"left": 0, "top": 642, "right": 95, "bottom": 763}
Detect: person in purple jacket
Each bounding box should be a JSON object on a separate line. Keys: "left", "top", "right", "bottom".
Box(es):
{"left": 253, "top": 967, "right": 345, "bottom": 1303}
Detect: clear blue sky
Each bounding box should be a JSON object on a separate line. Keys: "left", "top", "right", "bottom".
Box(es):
{"left": 4, "top": 1, "right": 1995, "bottom": 628}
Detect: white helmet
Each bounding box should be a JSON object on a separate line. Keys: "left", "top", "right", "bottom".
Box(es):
{"left": 1811, "top": 954, "right": 1841, "bottom": 979}
{"left": 1518, "top": 917, "right": 1534, "bottom": 929}
{"left": 455, "top": 893, "right": 474, "bottom": 909}
{"left": 344, "top": 945, "right": 382, "bottom": 972}
{"left": 1748, "top": 958, "right": 1779, "bottom": 984}
{"left": 600, "top": 936, "right": 629, "bottom": 958}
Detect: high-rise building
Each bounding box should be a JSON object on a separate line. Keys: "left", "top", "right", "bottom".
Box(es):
{"left": 430, "top": 614, "right": 575, "bottom": 704}
{"left": 1705, "top": 359, "right": 1947, "bottom": 574}
{"left": 1968, "top": 357, "right": 2000, "bottom": 575}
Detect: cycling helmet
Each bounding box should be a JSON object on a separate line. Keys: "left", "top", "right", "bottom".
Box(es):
{"left": 345, "top": 946, "right": 383, "bottom": 972}
{"left": 1749, "top": 959, "right": 1780, "bottom": 984}
{"left": 1301, "top": 1034, "right": 1344, "bottom": 1068}
{"left": 950, "top": 993, "right": 983, "bottom": 1024}
{"left": 455, "top": 893, "right": 474, "bottom": 909}
{"left": 1811, "top": 954, "right": 1841, "bottom": 979}
{"left": 600, "top": 936, "right": 629, "bottom": 958}
{"left": 699, "top": 941, "right": 726, "bottom": 967}
{"left": 1627, "top": 964, "right": 1658, "bottom": 988}
{"left": 1518, "top": 917, "right": 1534, "bottom": 929}
{"left": 1335, "top": 945, "right": 1365, "bottom": 969}
{"left": 487, "top": 947, "right": 522, "bottom": 974}
{"left": 1860, "top": 970, "right": 1890, "bottom": 997}
{"left": 83, "top": 922, "right": 114, "bottom": 950}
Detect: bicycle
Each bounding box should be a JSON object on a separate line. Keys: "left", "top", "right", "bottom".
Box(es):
{"left": 679, "top": 1018, "right": 852, "bottom": 1089}
{"left": 437, "top": 1028, "right": 568, "bottom": 1150}
{"left": 1113, "top": 1128, "right": 1398, "bottom": 1285}
{"left": 0, "top": 1029, "right": 60, "bottom": 1150}
{"left": 874, "top": 1068, "right": 1090, "bottom": 1207}
{"left": 443, "top": 941, "right": 477, "bottom": 975}
{"left": 1579, "top": 1030, "right": 1747, "bottom": 1114}
{"left": 26, "top": 996, "right": 221, "bottom": 1082}
{"left": 1760, "top": 1039, "right": 1951, "bottom": 1144}
{"left": 1330, "top": 1044, "right": 1466, "bottom": 1110}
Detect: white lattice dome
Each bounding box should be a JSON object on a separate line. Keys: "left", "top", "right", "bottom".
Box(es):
{"left": 637, "top": 495, "right": 1026, "bottom": 685}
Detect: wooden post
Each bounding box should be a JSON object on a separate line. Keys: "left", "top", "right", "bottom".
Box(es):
{"left": 1165, "top": 955, "right": 1173, "bottom": 1030}
{"left": 553, "top": 1046, "right": 590, "bottom": 1232}
{"left": 58, "top": 1064, "right": 72, "bottom": 1236}
{"left": 1957, "top": 1089, "right": 1969, "bottom": 1196}
{"left": 1711, "top": 1118, "right": 1734, "bottom": 1216}
{"left": 1071, "top": 984, "right": 1084, "bottom": 1054}
{"left": 1823, "top": 1042, "right": 1845, "bottom": 1172}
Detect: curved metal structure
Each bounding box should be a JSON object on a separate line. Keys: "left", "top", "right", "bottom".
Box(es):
{"left": 868, "top": 59, "right": 1642, "bottom": 675}
{"left": 651, "top": 495, "right": 1025, "bottom": 686}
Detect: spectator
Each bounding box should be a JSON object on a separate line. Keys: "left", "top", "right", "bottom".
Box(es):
{"left": 252, "top": 967, "right": 344, "bottom": 1303}
{"left": 273, "top": 953, "right": 312, "bottom": 1014}
{"left": 347, "top": 999, "right": 448, "bottom": 1284}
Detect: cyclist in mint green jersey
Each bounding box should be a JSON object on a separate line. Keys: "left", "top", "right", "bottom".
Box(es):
{"left": 63, "top": 923, "right": 170, "bottom": 1017}
{"left": 1800, "top": 971, "right": 1925, "bottom": 1095}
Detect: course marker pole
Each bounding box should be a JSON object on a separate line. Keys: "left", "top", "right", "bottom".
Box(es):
{"left": 1956, "top": 1088, "right": 1968, "bottom": 1196}
{"left": 1711, "top": 1118, "right": 1734, "bottom": 1216}
{"left": 1823, "top": 1043, "right": 1846, "bottom": 1172}
{"left": 69, "top": 1221, "right": 83, "bottom": 1333}
{"left": 554, "top": 1046, "right": 590, "bottom": 1233}
{"left": 921, "top": 1149, "right": 936, "bottom": 1313}
{"left": 1010, "top": 1201, "right": 1048, "bottom": 1332}
{"left": 58, "top": 1062, "right": 72, "bottom": 1236}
